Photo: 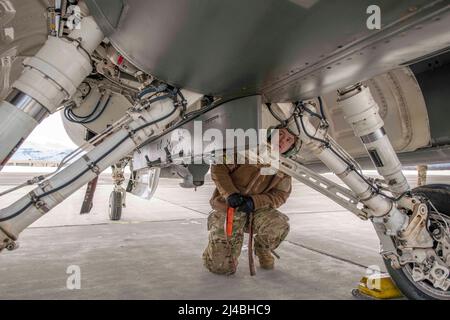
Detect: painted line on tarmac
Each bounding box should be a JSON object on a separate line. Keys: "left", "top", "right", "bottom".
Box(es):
{"left": 28, "top": 217, "right": 206, "bottom": 230}
{"left": 153, "top": 197, "right": 210, "bottom": 216}
{"left": 285, "top": 240, "right": 373, "bottom": 270}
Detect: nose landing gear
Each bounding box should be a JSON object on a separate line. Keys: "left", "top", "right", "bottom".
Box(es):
{"left": 108, "top": 158, "right": 130, "bottom": 221}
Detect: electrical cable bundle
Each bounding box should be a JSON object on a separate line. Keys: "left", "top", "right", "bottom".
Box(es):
{"left": 64, "top": 93, "right": 112, "bottom": 124}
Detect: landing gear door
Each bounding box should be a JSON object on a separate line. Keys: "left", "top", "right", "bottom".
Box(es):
{"left": 127, "top": 167, "right": 160, "bottom": 200}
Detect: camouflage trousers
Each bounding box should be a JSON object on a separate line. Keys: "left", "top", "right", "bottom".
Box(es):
{"left": 202, "top": 208, "right": 290, "bottom": 275}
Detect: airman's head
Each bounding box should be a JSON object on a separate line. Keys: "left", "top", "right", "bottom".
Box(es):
{"left": 278, "top": 127, "right": 297, "bottom": 155}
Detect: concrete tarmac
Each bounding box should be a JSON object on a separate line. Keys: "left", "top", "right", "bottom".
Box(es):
{"left": 0, "top": 170, "right": 448, "bottom": 299}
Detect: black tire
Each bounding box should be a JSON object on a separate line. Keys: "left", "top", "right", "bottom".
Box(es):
{"left": 109, "top": 191, "right": 122, "bottom": 221}
{"left": 384, "top": 184, "right": 450, "bottom": 300}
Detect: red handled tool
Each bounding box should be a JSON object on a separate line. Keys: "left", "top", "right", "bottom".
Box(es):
{"left": 226, "top": 206, "right": 235, "bottom": 237}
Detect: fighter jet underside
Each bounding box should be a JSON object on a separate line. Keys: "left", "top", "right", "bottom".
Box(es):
{"left": 0, "top": 0, "right": 449, "bottom": 300}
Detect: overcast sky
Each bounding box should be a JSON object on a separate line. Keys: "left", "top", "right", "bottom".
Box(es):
{"left": 23, "top": 111, "right": 78, "bottom": 151}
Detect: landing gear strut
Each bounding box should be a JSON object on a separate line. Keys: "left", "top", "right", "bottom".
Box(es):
{"left": 259, "top": 83, "right": 450, "bottom": 299}
{"left": 0, "top": 82, "right": 184, "bottom": 251}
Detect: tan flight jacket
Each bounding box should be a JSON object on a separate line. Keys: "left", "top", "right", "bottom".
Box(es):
{"left": 209, "top": 162, "right": 292, "bottom": 212}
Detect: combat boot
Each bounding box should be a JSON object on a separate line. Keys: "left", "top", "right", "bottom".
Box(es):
{"left": 255, "top": 249, "right": 275, "bottom": 270}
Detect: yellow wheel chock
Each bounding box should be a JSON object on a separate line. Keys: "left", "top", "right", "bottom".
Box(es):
{"left": 352, "top": 273, "right": 403, "bottom": 299}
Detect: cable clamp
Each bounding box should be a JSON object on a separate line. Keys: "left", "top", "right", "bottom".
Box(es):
{"left": 336, "top": 166, "right": 353, "bottom": 179}
{"left": 83, "top": 155, "right": 100, "bottom": 175}
{"left": 28, "top": 191, "right": 49, "bottom": 213}
{"left": 360, "top": 189, "right": 377, "bottom": 202}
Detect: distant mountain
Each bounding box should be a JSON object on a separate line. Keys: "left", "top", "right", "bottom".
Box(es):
{"left": 11, "top": 146, "right": 73, "bottom": 162}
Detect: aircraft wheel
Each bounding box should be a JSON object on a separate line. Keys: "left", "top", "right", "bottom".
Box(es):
{"left": 384, "top": 184, "right": 450, "bottom": 300}
{"left": 109, "top": 190, "right": 122, "bottom": 221}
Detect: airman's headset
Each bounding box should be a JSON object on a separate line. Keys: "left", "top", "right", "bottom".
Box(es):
{"left": 266, "top": 122, "right": 302, "bottom": 158}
